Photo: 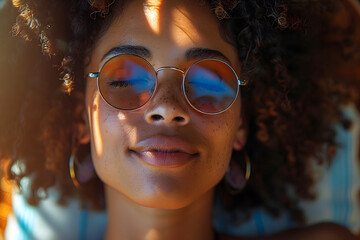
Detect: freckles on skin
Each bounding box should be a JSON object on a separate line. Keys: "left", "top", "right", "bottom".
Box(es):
{"left": 88, "top": 89, "right": 137, "bottom": 163}
{"left": 83, "top": 0, "right": 244, "bottom": 208}
{"left": 90, "top": 100, "right": 146, "bottom": 196}
{"left": 200, "top": 99, "right": 242, "bottom": 173}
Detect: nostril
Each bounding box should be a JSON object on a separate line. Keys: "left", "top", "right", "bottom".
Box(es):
{"left": 150, "top": 114, "right": 185, "bottom": 123}
{"left": 174, "top": 116, "right": 185, "bottom": 122}
{"left": 151, "top": 114, "right": 164, "bottom": 121}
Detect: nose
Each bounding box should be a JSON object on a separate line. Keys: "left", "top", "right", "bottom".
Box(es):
{"left": 144, "top": 71, "right": 190, "bottom": 126}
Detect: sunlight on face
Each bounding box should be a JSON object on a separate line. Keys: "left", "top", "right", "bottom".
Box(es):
{"left": 171, "top": 7, "right": 201, "bottom": 46}
{"left": 145, "top": 229, "right": 160, "bottom": 240}
{"left": 91, "top": 92, "right": 103, "bottom": 155}
{"left": 143, "top": 0, "right": 162, "bottom": 34}
{"left": 85, "top": 0, "right": 243, "bottom": 210}
{"left": 117, "top": 112, "right": 127, "bottom": 120}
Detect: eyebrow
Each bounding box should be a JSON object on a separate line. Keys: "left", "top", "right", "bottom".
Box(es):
{"left": 102, "top": 45, "right": 229, "bottom": 62}
{"left": 102, "top": 45, "right": 152, "bottom": 61}
{"left": 185, "top": 48, "right": 230, "bottom": 62}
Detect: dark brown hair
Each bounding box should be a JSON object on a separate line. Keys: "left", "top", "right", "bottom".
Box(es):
{"left": 1, "top": 0, "right": 359, "bottom": 223}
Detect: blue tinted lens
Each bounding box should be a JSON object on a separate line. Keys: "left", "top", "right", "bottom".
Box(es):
{"left": 98, "top": 55, "right": 156, "bottom": 110}
{"left": 184, "top": 59, "right": 238, "bottom": 113}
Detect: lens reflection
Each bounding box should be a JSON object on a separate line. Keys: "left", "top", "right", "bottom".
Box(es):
{"left": 97, "top": 56, "right": 238, "bottom": 113}
{"left": 98, "top": 55, "right": 156, "bottom": 110}
{"left": 184, "top": 59, "right": 238, "bottom": 113}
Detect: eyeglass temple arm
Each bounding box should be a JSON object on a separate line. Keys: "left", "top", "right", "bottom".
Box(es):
{"left": 238, "top": 79, "right": 247, "bottom": 86}
{"left": 88, "top": 72, "right": 99, "bottom": 78}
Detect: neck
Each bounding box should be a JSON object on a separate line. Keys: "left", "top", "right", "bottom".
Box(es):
{"left": 104, "top": 186, "right": 216, "bottom": 240}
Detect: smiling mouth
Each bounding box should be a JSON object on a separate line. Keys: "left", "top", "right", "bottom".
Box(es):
{"left": 132, "top": 150, "right": 199, "bottom": 168}
{"left": 130, "top": 135, "right": 200, "bottom": 168}
{"left": 147, "top": 149, "right": 188, "bottom": 153}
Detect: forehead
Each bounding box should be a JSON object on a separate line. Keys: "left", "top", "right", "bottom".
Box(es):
{"left": 92, "top": 0, "right": 238, "bottom": 65}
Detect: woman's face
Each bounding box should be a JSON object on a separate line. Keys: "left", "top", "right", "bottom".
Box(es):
{"left": 85, "top": 0, "right": 243, "bottom": 209}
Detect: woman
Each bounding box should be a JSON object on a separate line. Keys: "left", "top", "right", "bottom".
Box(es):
{"left": 1, "top": 0, "right": 359, "bottom": 239}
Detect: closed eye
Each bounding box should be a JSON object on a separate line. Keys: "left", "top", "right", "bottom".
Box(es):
{"left": 107, "top": 78, "right": 154, "bottom": 93}
{"left": 108, "top": 80, "right": 130, "bottom": 88}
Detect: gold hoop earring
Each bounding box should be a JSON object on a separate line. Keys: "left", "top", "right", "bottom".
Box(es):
{"left": 224, "top": 152, "right": 251, "bottom": 195}
{"left": 69, "top": 144, "right": 81, "bottom": 188}
{"left": 69, "top": 143, "right": 95, "bottom": 188}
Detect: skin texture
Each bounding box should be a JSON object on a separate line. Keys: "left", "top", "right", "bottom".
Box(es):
{"left": 82, "top": 0, "right": 245, "bottom": 239}
{"left": 85, "top": 0, "right": 243, "bottom": 209}
{"left": 1, "top": 0, "right": 358, "bottom": 239}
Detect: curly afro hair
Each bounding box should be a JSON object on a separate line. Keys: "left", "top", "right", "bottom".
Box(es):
{"left": 1, "top": 0, "right": 359, "bottom": 224}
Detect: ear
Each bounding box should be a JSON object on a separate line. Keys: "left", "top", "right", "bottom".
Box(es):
{"left": 233, "top": 116, "right": 248, "bottom": 151}
{"left": 74, "top": 92, "right": 90, "bottom": 145}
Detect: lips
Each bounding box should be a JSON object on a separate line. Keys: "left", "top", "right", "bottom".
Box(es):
{"left": 130, "top": 135, "right": 200, "bottom": 167}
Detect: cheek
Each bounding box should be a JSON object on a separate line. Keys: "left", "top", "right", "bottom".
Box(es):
{"left": 87, "top": 90, "right": 136, "bottom": 180}
{"left": 87, "top": 91, "right": 138, "bottom": 153}
{"left": 87, "top": 94, "right": 153, "bottom": 200}
{"left": 195, "top": 101, "right": 241, "bottom": 179}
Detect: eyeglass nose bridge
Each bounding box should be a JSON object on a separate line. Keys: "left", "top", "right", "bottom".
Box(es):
{"left": 153, "top": 66, "right": 187, "bottom": 105}
{"left": 155, "top": 66, "right": 246, "bottom": 86}
{"left": 155, "top": 66, "right": 185, "bottom": 75}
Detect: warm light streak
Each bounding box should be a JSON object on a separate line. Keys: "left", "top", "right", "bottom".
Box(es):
{"left": 92, "top": 93, "right": 103, "bottom": 156}
{"left": 117, "top": 112, "right": 127, "bottom": 120}
{"left": 145, "top": 228, "right": 160, "bottom": 240}
{"left": 117, "top": 112, "right": 139, "bottom": 149}
{"left": 171, "top": 7, "right": 200, "bottom": 47}
{"left": 143, "top": 0, "right": 162, "bottom": 34}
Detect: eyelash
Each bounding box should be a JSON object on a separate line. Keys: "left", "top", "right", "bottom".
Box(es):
{"left": 108, "top": 81, "right": 129, "bottom": 88}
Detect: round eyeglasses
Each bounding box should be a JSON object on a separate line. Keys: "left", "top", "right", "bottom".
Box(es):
{"left": 87, "top": 54, "right": 246, "bottom": 114}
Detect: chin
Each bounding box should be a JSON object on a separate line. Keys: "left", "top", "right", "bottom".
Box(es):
{"left": 130, "top": 193, "right": 197, "bottom": 210}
